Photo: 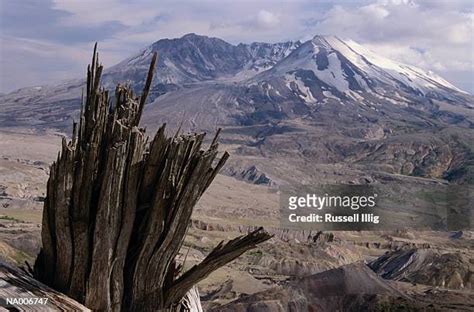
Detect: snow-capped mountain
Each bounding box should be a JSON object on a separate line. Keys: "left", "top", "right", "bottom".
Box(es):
{"left": 1, "top": 33, "right": 473, "bottom": 184}
{"left": 104, "top": 33, "right": 249, "bottom": 88}
{"left": 251, "top": 35, "right": 469, "bottom": 107}
{"left": 101, "top": 34, "right": 300, "bottom": 92}
{"left": 0, "top": 33, "right": 471, "bottom": 131}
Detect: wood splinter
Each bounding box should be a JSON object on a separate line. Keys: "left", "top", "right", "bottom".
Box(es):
{"left": 33, "top": 45, "right": 272, "bottom": 311}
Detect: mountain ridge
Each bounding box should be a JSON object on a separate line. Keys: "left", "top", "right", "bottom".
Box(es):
{"left": 0, "top": 33, "right": 468, "bottom": 98}
{"left": 1, "top": 33, "right": 473, "bottom": 185}
{"left": 251, "top": 34, "right": 469, "bottom": 107}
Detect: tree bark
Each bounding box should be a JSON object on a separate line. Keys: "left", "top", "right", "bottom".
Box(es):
{"left": 34, "top": 45, "right": 272, "bottom": 311}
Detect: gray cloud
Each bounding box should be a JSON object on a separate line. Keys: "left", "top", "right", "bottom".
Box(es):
{"left": 0, "top": 0, "right": 472, "bottom": 93}
{"left": 306, "top": 0, "right": 473, "bottom": 92}
{"left": 1, "top": 0, "right": 127, "bottom": 43}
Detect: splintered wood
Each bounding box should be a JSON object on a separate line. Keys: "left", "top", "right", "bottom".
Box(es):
{"left": 33, "top": 45, "right": 272, "bottom": 311}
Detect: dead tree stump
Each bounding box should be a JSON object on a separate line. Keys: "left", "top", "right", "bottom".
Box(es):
{"left": 33, "top": 45, "right": 272, "bottom": 311}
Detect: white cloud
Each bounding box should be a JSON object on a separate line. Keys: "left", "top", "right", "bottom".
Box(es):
{"left": 256, "top": 10, "right": 280, "bottom": 28}
{"left": 1, "top": 0, "right": 473, "bottom": 93}
{"left": 308, "top": 0, "right": 473, "bottom": 90}
{"left": 360, "top": 4, "right": 390, "bottom": 20}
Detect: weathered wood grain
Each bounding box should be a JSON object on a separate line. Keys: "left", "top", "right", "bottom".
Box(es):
{"left": 33, "top": 46, "right": 272, "bottom": 311}
{"left": 1, "top": 261, "right": 90, "bottom": 311}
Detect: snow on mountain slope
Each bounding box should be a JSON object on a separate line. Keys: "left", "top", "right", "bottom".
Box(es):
{"left": 103, "top": 33, "right": 251, "bottom": 89}
{"left": 1, "top": 34, "right": 471, "bottom": 132}
{"left": 103, "top": 34, "right": 300, "bottom": 89}
{"left": 221, "top": 41, "right": 301, "bottom": 82}
{"left": 325, "top": 36, "right": 465, "bottom": 94}
{"left": 254, "top": 35, "right": 468, "bottom": 106}
{"left": 271, "top": 38, "right": 354, "bottom": 92}
{"left": 239, "top": 41, "right": 302, "bottom": 71}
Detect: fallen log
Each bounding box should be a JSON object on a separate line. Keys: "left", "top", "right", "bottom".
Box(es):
{"left": 0, "top": 261, "right": 91, "bottom": 311}
{"left": 33, "top": 45, "right": 272, "bottom": 311}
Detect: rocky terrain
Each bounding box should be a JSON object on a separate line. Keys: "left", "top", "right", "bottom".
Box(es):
{"left": 0, "top": 130, "right": 472, "bottom": 310}
{"left": 370, "top": 247, "right": 474, "bottom": 289}
{"left": 0, "top": 33, "right": 473, "bottom": 310}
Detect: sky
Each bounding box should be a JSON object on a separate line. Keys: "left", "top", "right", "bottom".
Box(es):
{"left": 0, "top": 0, "right": 473, "bottom": 93}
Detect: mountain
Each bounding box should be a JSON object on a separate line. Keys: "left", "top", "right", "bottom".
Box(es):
{"left": 233, "top": 40, "right": 302, "bottom": 79}
{"left": 101, "top": 33, "right": 301, "bottom": 93}
{"left": 0, "top": 34, "right": 301, "bottom": 127}
{"left": 103, "top": 33, "right": 250, "bottom": 90}
{"left": 1, "top": 33, "right": 473, "bottom": 185}
{"left": 250, "top": 35, "right": 469, "bottom": 107}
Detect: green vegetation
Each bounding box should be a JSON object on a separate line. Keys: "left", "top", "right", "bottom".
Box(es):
{"left": 0, "top": 215, "right": 22, "bottom": 222}
{"left": 248, "top": 249, "right": 263, "bottom": 257}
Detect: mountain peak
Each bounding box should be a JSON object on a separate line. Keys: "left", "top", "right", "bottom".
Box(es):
{"left": 181, "top": 33, "right": 211, "bottom": 40}
{"left": 182, "top": 32, "right": 200, "bottom": 38}
{"left": 2, "top": 32, "right": 472, "bottom": 136}
{"left": 312, "top": 34, "right": 338, "bottom": 40}
{"left": 311, "top": 35, "right": 341, "bottom": 47}
{"left": 262, "top": 35, "right": 466, "bottom": 99}
{"left": 145, "top": 33, "right": 222, "bottom": 50}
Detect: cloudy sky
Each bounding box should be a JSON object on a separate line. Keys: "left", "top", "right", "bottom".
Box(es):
{"left": 1, "top": 0, "right": 473, "bottom": 93}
